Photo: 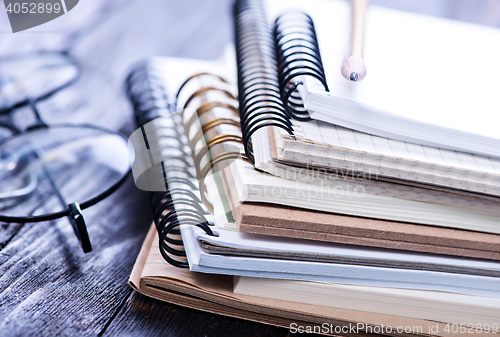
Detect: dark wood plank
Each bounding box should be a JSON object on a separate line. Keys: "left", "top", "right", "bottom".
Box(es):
{"left": 0, "top": 222, "right": 23, "bottom": 250}
{"left": 0, "top": 178, "right": 153, "bottom": 335}
{"left": 101, "top": 291, "right": 292, "bottom": 337}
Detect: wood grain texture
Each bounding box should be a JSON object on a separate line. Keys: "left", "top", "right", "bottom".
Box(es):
{"left": 0, "top": 0, "right": 499, "bottom": 336}
{"left": 102, "top": 291, "right": 290, "bottom": 337}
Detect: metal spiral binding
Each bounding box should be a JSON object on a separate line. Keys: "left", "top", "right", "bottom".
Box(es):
{"left": 234, "top": 0, "right": 294, "bottom": 164}
{"left": 126, "top": 63, "right": 214, "bottom": 268}
{"left": 125, "top": 3, "right": 329, "bottom": 267}
{"left": 274, "top": 10, "right": 329, "bottom": 121}
{"left": 176, "top": 73, "right": 250, "bottom": 214}
{"left": 125, "top": 62, "right": 172, "bottom": 126}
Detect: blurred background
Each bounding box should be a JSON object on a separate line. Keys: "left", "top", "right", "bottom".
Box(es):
{"left": 0, "top": 0, "right": 499, "bottom": 137}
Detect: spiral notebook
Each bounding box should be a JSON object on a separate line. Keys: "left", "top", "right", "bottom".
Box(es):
{"left": 125, "top": 0, "right": 500, "bottom": 256}
{"left": 180, "top": 226, "right": 500, "bottom": 298}
{"left": 267, "top": 0, "right": 500, "bottom": 159}
{"left": 127, "top": 53, "right": 500, "bottom": 251}
{"left": 126, "top": 53, "right": 500, "bottom": 328}
{"left": 222, "top": 161, "right": 500, "bottom": 260}
{"left": 239, "top": 0, "right": 500, "bottom": 198}
{"left": 125, "top": 60, "right": 457, "bottom": 332}
{"left": 130, "top": 224, "right": 457, "bottom": 337}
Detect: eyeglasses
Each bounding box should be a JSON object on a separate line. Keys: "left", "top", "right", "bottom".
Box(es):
{"left": 0, "top": 51, "right": 130, "bottom": 253}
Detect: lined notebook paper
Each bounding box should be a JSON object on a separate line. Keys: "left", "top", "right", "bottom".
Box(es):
{"left": 296, "top": 120, "right": 500, "bottom": 175}
{"left": 272, "top": 120, "right": 500, "bottom": 197}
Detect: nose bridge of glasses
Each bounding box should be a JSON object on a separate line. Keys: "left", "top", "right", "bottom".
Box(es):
{"left": 0, "top": 98, "right": 48, "bottom": 138}
{"left": 25, "top": 98, "right": 48, "bottom": 131}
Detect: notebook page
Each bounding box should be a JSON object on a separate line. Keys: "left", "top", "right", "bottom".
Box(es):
{"left": 181, "top": 225, "right": 500, "bottom": 298}
{"left": 284, "top": 120, "right": 500, "bottom": 176}
{"left": 228, "top": 158, "right": 500, "bottom": 233}
{"left": 196, "top": 227, "right": 500, "bottom": 272}
{"left": 233, "top": 277, "right": 500, "bottom": 325}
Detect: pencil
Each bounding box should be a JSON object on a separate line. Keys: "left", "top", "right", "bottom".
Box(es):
{"left": 341, "top": 0, "right": 368, "bottom": 82}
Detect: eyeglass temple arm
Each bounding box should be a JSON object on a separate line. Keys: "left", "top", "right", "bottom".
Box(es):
{"left": 34, "top": 147, "right": 92, "bottom": 253}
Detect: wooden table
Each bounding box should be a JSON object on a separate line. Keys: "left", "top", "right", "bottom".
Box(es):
{"left": 0, "top": 1, "right": 498, "bottom": 336}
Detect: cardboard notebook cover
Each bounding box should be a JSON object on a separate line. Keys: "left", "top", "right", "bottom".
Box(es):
{"left": 129, "top": 225, "right": 456, "bottom": 337}
{"left": 219, "top": 163, "right": 500, "bottom": 261}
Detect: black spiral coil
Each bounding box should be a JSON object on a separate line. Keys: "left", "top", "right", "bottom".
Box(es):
{"left": 274, "top": 11, "right": 329, "bottom": 122}
{"left": 125, "top": 3, "right": 329, "bottom": 268}
{"left": 234, "top": 0, "right": 294, "bottom": 164}
{"left": 125, "top": 62, "right": 172, "bottom": 127}
{"left": 125, "top": 62, "right": 214, "bottom": 268}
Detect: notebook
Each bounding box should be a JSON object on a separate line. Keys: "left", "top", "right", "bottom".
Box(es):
{"left": 138, "top": 21, "right": 500, "bottom": 235}
{"left": 267, "top": 0, "right": 500, "bottom": 159}
{"left": 179, "top": 206, "right": 500, "bottom": 298}
{"left": 229, "top": 155, "right": 500, "bottom": 234}
{"left": 267, "top": 122, "right": 500, "bottom": 198}
{"left": 196, "top": 226, "right": 500, "bottom": 278}
{"left": 233, "top": 276, "right": 500, "bottom": 326}
{"left": 129, "top": 224, "right": 455, "bottom": 337}
{"left": 126, "top": 55, "right": 500, "bottom": 257}
{"left": 233, "top": 0, "right": 500, "bottom": 198}
{"left": 221, "top": 160, "right": 500, "bottom": 260}
{"left": 168, "top": 119, "right": 500, "bottom": 301}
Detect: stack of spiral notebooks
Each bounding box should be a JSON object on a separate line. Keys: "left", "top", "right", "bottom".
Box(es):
{"left": 127, "top": 0, "right": 500, "bottom": 335}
